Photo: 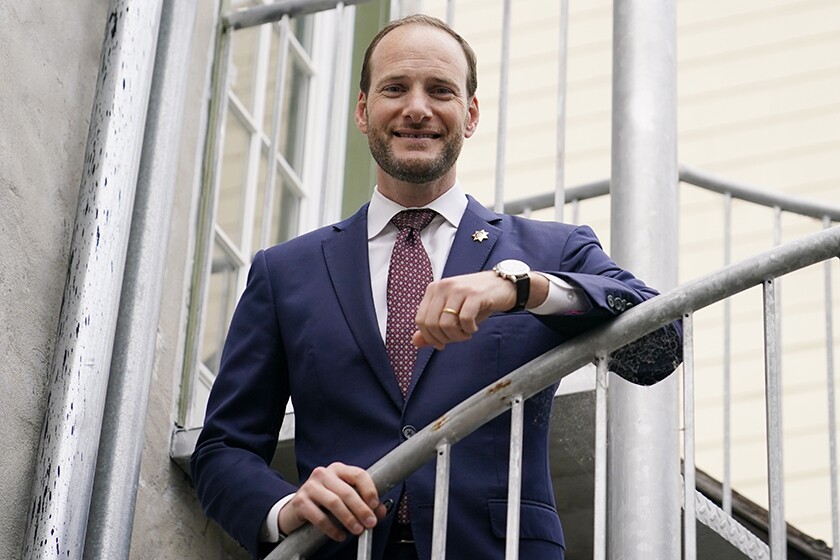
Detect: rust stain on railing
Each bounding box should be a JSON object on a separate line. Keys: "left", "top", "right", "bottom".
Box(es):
{"left": 487, "top": 379, "right": 512, "bottom": 395}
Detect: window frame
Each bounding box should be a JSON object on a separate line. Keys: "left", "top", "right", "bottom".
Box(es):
{"left": 178, "top": 1, "right": 357, "bottom": 429}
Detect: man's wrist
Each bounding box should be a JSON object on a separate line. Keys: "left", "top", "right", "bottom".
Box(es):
{"left": 525, "top": 272, "right": 550, "bottom": 309}
{"left": 261, "top": 494, "right": 295, "bottom": 543}
{"left": 529, "top": 273, "right": 589, "bottom": 315}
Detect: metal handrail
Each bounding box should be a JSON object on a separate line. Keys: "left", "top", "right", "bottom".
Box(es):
{"left": 680, "top": 164, "right": 840, "bottom": 222}
{"left": 225, "top": 0, "right": 370, "bottom": 30}
{"left": 270, "top": 226, "right": 840, "bottom": 559}
{"left": 501, "top": 165, "right": 840, "bottom": 221}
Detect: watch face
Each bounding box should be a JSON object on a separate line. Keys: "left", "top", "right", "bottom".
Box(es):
{"left": 498, "top": 259, "right": 530, "bottom": 276}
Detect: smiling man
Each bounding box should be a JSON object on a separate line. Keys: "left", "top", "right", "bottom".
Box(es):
{"left": 191, "top": 14, "right": 680, "bottom": 560}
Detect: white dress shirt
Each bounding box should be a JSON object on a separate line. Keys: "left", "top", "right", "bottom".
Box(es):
{"left": 261, "top": 183, "right": 586, "bottom": 542}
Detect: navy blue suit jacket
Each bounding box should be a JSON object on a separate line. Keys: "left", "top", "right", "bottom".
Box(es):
{"left": 191, "top": 197, "right": 680, "bottom": 559}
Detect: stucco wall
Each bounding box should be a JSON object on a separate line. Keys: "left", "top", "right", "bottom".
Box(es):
{"left": 0, "top": 2, "right": 110, "bottom": 558}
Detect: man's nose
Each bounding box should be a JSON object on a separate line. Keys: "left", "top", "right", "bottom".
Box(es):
{"left": 402, "top": 89, "right": 432, "bottom": 122}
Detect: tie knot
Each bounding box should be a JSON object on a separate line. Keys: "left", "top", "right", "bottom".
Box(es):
{"left": 391, "top": 209, "right": 436, "bottom": 232}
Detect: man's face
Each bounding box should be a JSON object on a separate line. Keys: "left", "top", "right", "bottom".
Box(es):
{"left": 355, "top": 25, "right": 479, "bottom": 186}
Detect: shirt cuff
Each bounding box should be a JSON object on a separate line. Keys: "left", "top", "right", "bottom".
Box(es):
{"left": 528, "top": 272, "right": 588, "bottom": 315}
{"left": 260, "top": 494, "right": 295, "bottom": 543}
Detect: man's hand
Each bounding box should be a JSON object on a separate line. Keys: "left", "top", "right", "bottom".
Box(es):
{"left": 278, "top": 462, "right": 386, "bottom": 542}
{"left": 413, "top": 270, "right": 549, "bottom": 349}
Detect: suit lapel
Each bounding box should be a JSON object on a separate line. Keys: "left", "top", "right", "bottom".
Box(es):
{"left": 322, "top": 206, "right": 405, "bottom": 409}
{"left": 408, "top": 197, "right": 503, "bottom": 397}
{"left": 441, "top": 197, "right": 502, "bottom": 278}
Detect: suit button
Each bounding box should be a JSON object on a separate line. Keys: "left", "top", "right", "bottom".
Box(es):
{"left": 402, "top": 425, "right": 417, "bottom": 439}
{"left": 607, "top": 295, "right": 614, "bottom": 308}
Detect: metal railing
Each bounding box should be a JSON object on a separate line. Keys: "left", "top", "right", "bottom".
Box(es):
{"left": 506, "top": 166, "right": 840, "bottom": 541}
{"left": 269, "top": 226, "right": 840, "bottom": 559}
{"left": 505, "top": 166, "right": 840, "bottom": 558}
{"left": 502, "top": 165, "right": 840, "bottom": 223}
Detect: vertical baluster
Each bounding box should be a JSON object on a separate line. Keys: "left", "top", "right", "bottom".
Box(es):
{"left": 723, "top": 192, "right": 733, "bottom": 515}
{"left": 554, "top": 0, "right": 569, "bottom": 223}
{"left": 357, "top": 528, "right": 373, "bottom": 560}
{"left": 432, "top": 442, "right": 452, "bottom": 559}
{"left": 823, "top": 216, "right": 839, "bottom": 560}
{"left": 593, "top": 356, "right": 609, "bottom": 560}
{"left": 683, "top": 313, "right": 697, "bottom": 560}
{"left": 494, "top": 0, "right": 512, "bottom": 213}
{"left": 763, "top": 278, "right": 786, "bottom": 560}
{"left": 446, "top": 0, "right": 455, "bottom": 26}
{"left": 773, "top": 206, "right": 783, "bottom": 358}
{"left": 505, "top": 396, "right": 524, "bottom": 560}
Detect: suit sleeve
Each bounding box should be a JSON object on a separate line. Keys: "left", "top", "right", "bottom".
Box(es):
{"left": 536, "top": 225, "right": 683, "bottom": 384}
{"left": 190, "top": 250, "right": 296, "bottom": 558}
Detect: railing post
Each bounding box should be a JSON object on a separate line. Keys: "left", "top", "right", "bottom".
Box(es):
{"left": 823, "top": 216, "right": 839, "bottom": 560}
{"left": 431, "top": 442, "right": 452, "bottom": 559}
{"left": 505, "top": 396, "right": 525, "bottom": 560}
{"left": 493, "top": 0, "right": 512, "bottom": 214}
{"left": 763, "top": 279, "right": 787, "bottom": 559}
{"left": 608, "top": 0, "right": 681, "bottom": 558}
{"left": 683, "top": 313, "right": 697, "bottom": 560}
{"left": 593, "top": 356, "right": 609, "bottom": 560}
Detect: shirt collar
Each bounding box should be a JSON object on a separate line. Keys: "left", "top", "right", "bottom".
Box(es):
{"left": 367, "top": 182, "right": 468, "bottom": 240}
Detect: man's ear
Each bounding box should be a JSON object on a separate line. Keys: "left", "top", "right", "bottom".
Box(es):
{"left": 464, "top": 95, "right": 480, "bottom": 138}
{"left": 354, "top": 91, "right": 368, "bottom": 134}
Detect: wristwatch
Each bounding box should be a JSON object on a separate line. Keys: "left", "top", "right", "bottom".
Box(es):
{"left": 493, "top": 259, "right": 530, "bottom": 312}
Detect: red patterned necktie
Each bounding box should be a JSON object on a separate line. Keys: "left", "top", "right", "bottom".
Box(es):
{"left": 385, "top": 209, "right": 435, "bottom": 525}
{"left": 385, "top": 209, "right": 436, "bottom": 398}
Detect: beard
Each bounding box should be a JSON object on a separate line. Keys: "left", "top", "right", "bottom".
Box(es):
{"left": 367, "top": 123, "right": 464, "bottom": 184}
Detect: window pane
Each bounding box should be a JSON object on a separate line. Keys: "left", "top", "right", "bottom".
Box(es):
{"left": 279, "top": 56, "right": 310, "bottom": 174}
{"left": 251, "top": 149, "right": 271, "bottom": 252}
{"left": 230, "top": 23, "right": 261, "bottom": 114}
{"left": 188, "top": 365, "right": 215, "bottom": 429}
{"left": 218, "top": 111, "right": 250, "bottom": 246}
{"left": 262, "top": 25, "right": 282, "bottom": 135}
{"left": 273, "top": 178, "right": 300, "bottom": 246}
{"left": 292, "top": 15, "right": 314, "bottom": 55}
{"left": 199, "top": 242, "right": 240, "bottom": 377}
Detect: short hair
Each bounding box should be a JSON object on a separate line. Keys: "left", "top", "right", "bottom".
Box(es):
{"left": 359, "top": 14, "right": 478, "bottom": 99}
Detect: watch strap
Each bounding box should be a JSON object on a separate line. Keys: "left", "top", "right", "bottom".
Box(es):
{"left": 508, "top": 273, "right": 530, "bottom": 312}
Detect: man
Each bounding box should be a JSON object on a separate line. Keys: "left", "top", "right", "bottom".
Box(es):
{"left": 191, "top": 14, "right": 680, "bottom": 560}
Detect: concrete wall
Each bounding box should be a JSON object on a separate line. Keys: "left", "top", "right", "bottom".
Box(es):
{"left": 0, "top": 2, "right": 109, "bottom": 557}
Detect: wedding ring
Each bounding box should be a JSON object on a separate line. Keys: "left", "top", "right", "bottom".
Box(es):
{"left": 442, "top": 307, "right": 460, "bottom": 317}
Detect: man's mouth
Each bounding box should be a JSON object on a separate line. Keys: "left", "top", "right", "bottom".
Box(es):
{"left": 393, "top": 131, "right": 441, "bottom": 139}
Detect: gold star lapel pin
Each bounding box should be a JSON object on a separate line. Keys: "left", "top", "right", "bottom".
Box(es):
{"left": 472, "top": 229, "right": 489, "bottom": 243}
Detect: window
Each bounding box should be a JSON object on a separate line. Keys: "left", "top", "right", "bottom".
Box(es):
{"left": 180, "top": 1, "right": 355, "bottom": 429}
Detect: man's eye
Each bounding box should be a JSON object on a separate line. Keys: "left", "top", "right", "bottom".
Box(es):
{"left": 432, "top": 88, "right": 455, "bottom": 97}
{"left": 383, "top": 86, "right": 403, "bottom": 94}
